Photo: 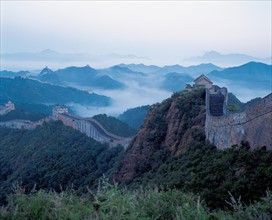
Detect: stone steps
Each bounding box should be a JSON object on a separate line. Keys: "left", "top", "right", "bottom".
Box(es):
{"left": 209, "top": 94, "right": 224, "bottom": 116}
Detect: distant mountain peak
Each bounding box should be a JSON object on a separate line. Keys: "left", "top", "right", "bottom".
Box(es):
{"left": 40, "top": 49, "right": 59, "bottom": 55}
{"left": 39, "top": 66, "right": 54, "bottom": 76}
{"left": 205, "top": 50, "right": 221, "bottom": 56}
{"left": 184, "top": 51, "right": 272, "bottom": 67}
{"left": 163, "top": 64, "right": 183, "bottom": 68}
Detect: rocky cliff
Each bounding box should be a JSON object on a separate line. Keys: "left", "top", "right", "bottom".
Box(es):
{"left": 116, "top": 88, "right": 206, "bottom": 183}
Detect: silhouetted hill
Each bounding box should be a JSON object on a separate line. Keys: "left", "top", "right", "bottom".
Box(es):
{"left": 37, "top": 66, "right": 125, "bottom": 90}
{"left": 227, "top": 93, "right": 244, "bottom": 107}
{"left": 160, "top": 72, "right": 193, "bottom": 92}
{"left": 118, "top": 105, "right": 150, "bottom": 130}
{"left": 0, "top": 77, "right": 111, "bottom": 106}
{"left": 102, "top": 65, "right": 146, "bottom": 78}
{"left": 154, "top": 63, "right": 222, "bottom": 76}
{"left": 91, "top": 75, "right": 125, "bottom": 90}
{"left": 37, "top": 67, "right": 62, "bottom": 85}
{"left": 208, "top": 62, "right": 272, "bottom": 90}
{"left": 0, "top": 70, "right": 30, "bottom": 77}
{"left": 184, "top": 51, "right": 272, "bottom": 67}
{"left": 185, "top": 63, "right": 223, "bottom": 76}
{"left": 92, "top": 114, "right": 136, "bottom": 137}
{"left": 45, "top": 65, "right": 98, "bottom": 86}
{"left": 118, "top": 63, "right": 161, "bottom": 73}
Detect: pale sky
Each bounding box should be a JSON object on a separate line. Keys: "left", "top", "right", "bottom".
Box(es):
{"left": 1, "top": 1, "right": 271, "bottom": 64}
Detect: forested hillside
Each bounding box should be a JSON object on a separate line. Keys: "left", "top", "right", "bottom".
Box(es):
{"left": 0, "top": 103, "right": 51, "bottom": 122}
{"left": 118, "top": 105, "right": 150, "bottom": 130}
{"left": 0, "top": 121, "right": 124, "bottom": 204}
{"left": 0, "top": 77, "right": 111, "bottom": 106}
{"left": 92, "top": 114, "right": 136, "bottom": 137}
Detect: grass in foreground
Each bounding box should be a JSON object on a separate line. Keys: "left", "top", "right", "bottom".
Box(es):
{"left": 1, "top": 179, "right": 272, "bottom": 220}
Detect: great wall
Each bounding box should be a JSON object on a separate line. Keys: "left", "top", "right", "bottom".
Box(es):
{"left": 52, "top": 106, "right": 132, "bottom": 147}
{"left": 206, "top": 92, "right": 272, "bottom": 150}
{"left": 189, "top": 75, "right": 272, "bottom": 150}
{"left": 1, "top": 76, "right": 271, "bottom": 150}
{"left": 0, "top": 103, "right": 132, "bottom": 148}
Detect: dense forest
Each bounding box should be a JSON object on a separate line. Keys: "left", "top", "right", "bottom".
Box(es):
{"left": 0, "top": 121, "right": 124, "bottom": 205}
{"left": 125, "top": 138, "right": 272, "bottom": 210}
{"left": 92, "top": 114, "right": 136, "bottom": 137}
{"left": 118, "top": 105, "right": 150, "bottom": 130}
{"left": 0, "top": 77, "right": 111, "bottom": 106}
{"left": 0, "top": 103, "right": 51, "bottom": 122}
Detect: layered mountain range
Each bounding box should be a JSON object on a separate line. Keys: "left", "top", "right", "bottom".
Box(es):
{"left": 0, "top": 61, "right": 271, "bottom": 118}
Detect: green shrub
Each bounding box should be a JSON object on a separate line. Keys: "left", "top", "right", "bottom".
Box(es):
{"left": 1, "top": 179, "right": 271, "bottom": 220}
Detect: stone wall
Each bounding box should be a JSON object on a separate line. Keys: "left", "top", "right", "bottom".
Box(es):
{"left": 206, "top": 93, "right": 272, "bottom": 149}
{"left": 54, "top": 112, "right": 132, "bottom": 147}
{"left": 0, "top": 117, "right": 52, "bottom": 129}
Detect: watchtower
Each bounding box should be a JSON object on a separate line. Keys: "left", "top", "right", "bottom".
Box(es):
{"left": 52, "top": 106, "right": 68, "bottom": 119}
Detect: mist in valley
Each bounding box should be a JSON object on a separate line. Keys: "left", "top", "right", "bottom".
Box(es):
{"left": 66, "top": 78, "right": 172, "bottom": 117}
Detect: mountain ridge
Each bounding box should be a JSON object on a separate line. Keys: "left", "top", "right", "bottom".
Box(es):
{"left": 0, "top": 77, "right": 111, "bottom": 106}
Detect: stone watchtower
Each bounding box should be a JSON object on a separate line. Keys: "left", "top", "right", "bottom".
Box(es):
{"left": 188, "top": 74, "right": 228, "bottom": 116}
{"left": 52, "top": 106, "right": 68, "bottom": 119}
{"left": 0, "top": 101, "right": 15, "bottom": 115}
{"left": 194, "top": 74, "right": 213, "bottom": 89}
{"left": 5, "top": 101, "right": 15, "bottom": 111}
{"left": 206, "top": 85, "right": 228, "bottom": 116}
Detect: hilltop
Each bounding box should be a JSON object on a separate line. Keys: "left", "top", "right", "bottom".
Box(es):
{"left": 0, "top": 77, "right": 111, "bottom": 106}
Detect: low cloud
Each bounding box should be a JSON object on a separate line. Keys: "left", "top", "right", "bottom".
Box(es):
{"left": 212, "top": 78, "right": 271, "bottom": 102}
{"left": 69, "top": 81, "right": 171, "bottom": 117}
{"left": 68, "top": 76, "right": 270, "bottom": 118}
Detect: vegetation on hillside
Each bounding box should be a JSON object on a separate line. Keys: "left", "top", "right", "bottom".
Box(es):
{"left": 116, "top": 88, "right": 272, "bottom": 210}
{"left": 91, "top": 75, "right": 125, "bottom": 90}
{"left": 118, "top": 105, "right": 150, "bottom": 130}
{"left": 160, "top": 72, "right": 193, "bottom": 92}
{"left": 0, "top": 121, "right": 124, "bottom": 205}
{"left": 227, "top": 93, "right": 264, "bottom": 112}
{"left": 0, "top": 103, "right": 51, "bottom": 122}
{"left": 208, "top": 61, "right": 272, "bottom": 90}
{"left": 0, "top": 77, "right": 111, "bottom": 106}
{"left": 92, "top": 114, "right": 136, "bottom": 137}
{"left": 0, "top": 87, "right": 271, "bottom": 218}
{"left": 124, "top": 136, "right": 272, "bottom": 209}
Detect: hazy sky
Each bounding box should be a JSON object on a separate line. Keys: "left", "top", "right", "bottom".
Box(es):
{"left": 1, "top": 1, "right": 271, "bottom": 64}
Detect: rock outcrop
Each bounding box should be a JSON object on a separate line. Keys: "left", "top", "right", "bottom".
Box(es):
{"left": 116, "top": 89, "right": 206, "bottom": 182}
{"left": 116, "top": 86, "right": 272, "bottom": 183}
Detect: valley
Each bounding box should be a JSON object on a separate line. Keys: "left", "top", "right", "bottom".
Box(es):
{"left": 1, "top": 1, "right": 271, "bottom": 218}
